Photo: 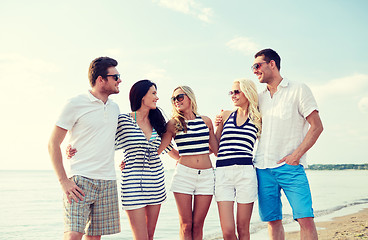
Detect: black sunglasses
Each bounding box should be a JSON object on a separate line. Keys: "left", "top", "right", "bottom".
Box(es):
{"left": 229, "top": 90, "right": 241, "bottom": 96}
{"left": 171, "top": 93, "right": 186, "bottom": 103}
{"left": 106, "top": 74, "right": 121, "bottom": 81}
{"left": 251, "top": 62, "right": 268, "bottom": 71}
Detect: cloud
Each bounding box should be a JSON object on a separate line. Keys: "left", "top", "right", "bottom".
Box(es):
{"left": 153, "top": 0, "right": 213, "bottom": 23}
{"left": 358, "top": 96, "right": 368, "bottom": 114}
{"left": 226, "top": 37, "right": 260, "bottom": 56}
{"left": 310, "top": 74, "right": 368, "bottom": 102}
{"left": 197, "top": 7, "right": 213, "bottom": 23}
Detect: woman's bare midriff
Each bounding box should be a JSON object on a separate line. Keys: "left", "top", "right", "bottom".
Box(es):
{"left": 178, "top": 153, "right": 213, "bottom": 170}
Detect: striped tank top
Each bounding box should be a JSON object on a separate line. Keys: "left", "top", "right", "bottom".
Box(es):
{"left": 174, "top": 115, "right": 210, "bottom": 156}
{"left": 216, "top": 110, "right": 258, "bottom": 167}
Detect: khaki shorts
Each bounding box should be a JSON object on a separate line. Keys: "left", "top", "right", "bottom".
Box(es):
{"left": 63, "top": 175, "right": 120, "bottom": 236}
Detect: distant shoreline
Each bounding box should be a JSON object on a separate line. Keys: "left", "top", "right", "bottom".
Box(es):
{"left": 306, "top": 163, "right": 368, "bottom": 170}
{"left": 1, "top": 164, "right": 368, "bottom": 171}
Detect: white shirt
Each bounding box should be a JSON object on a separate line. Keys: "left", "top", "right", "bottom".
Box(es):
{"left": 254, "top": 79, "right": 318, "bottom": 169}
{"left": 56, "top": 91, "right": 120, "bottom": 180}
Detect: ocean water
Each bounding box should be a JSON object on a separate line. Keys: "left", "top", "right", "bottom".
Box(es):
{"left": 0, "top": 169, "right": 367, "bottom": 240}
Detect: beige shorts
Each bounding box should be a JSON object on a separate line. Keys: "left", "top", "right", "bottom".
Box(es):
{"left": 215, "top": 165, "right": 258, "bottom": 203}
{"left": 63, "top": 175, "right": 120, "bottom": 235}
{"left": 170, "top": 163, "right": 214, "bottom": 195}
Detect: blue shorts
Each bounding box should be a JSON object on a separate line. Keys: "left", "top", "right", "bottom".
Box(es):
{"left": 256, "top": 164, "right": 314, "bottom": 222}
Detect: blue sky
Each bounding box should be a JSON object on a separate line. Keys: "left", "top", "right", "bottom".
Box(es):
{"left": 0, "top": 0, "right": 367, "bottom": 170}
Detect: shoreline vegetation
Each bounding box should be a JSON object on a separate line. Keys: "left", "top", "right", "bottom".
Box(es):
{"left": 307, "top": 163, "right": 368, "bottom": 170}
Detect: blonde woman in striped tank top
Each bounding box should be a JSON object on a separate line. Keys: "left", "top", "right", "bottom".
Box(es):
{"left": 214, "top": 79, "right": 261, "bottom": 240}
{"left": 158, "top": 86, "right": 219, "bottom": 240}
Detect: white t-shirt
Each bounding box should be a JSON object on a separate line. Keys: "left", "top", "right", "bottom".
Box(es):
{"left": 254, "top": 79, "right": 318, "bottom": 169}
{"left": 56, "top": 91, "right": 120, "bottom": 180}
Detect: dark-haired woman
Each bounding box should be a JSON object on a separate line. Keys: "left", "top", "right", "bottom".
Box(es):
{"left": 115, "top": 79, "right": 177, "bottom": 240}
{"left": 66, "top": 79, "right": 175, "bottom": 239}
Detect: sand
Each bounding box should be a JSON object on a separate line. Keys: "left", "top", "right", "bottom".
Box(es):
{"left": 285, "top": 208, "right": 368, "bottom": 240}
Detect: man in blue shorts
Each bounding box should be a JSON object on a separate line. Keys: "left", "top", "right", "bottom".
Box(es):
{"left": 48, "top": 57, "right": 122, "bottom": 240}
{"left": 252, "top": 49, "right": 323, "bottom": 240}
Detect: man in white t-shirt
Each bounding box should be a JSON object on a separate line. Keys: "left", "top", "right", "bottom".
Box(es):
{"left": 252, "top": 49, "right": 323, "bottom": 240}
{"left": 48, "top": 57, "right": 122, "bottom": 240}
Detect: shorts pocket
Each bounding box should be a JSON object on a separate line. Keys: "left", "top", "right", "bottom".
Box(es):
{"left": 70, "top": 175, "right": 79, "bottom": 185}
{"left": 285, "top": 162, "right": 300, "bottom": 167}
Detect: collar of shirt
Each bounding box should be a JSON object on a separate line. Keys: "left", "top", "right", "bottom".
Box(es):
{"left": 261, "top": 78, "right": 290, "bottom": 94}
{"left": 87, "top": 90, "right": 111, "bottom": 105}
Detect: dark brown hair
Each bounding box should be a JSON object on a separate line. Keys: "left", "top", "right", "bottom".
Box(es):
{"left": 255, "top": 48, "right": 281, "bottom": 71}
{"left": 88, "top": 57, "right": 118, "bottom": 87}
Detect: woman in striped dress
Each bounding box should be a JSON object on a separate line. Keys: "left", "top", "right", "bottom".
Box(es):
{"left": 158, "top": 86, "right": 219, "bottom": 240}
{"left": 115, "top": 80, "right": 175, "bottom": 240}
{"left": 214, "top": 79, "right": 262, "bottom": 240}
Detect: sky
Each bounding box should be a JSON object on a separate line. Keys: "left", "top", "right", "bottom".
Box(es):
{"left": 0, "top": 0, "right": 367, "bottom": 170}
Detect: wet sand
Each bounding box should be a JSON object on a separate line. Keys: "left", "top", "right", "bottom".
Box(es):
{"left": 285, "top": 208, "right": 368, "bottom": 239}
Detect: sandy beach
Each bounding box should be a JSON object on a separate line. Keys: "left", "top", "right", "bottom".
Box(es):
{"left": 285, "top": 208, "right": 368, "bottom": 240}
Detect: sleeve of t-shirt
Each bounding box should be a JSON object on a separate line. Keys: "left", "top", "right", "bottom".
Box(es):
{"left": 56, "top": 98, "right": 78, "bottom": 131}
{"left": 116, "top": 104, "right": 121, "bottom": 114}
{"left": 298, "top": 83, "right": 319, "bottom": 119}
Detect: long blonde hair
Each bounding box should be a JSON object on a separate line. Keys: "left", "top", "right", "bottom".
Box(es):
{"left": 234, "top": 78, "right": 262, "bottom": 137}
{"left": 171, "top": 86, "right": 199, "bottom": 133}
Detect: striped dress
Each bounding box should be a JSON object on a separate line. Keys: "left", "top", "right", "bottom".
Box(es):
{"left": 174, "top": 115, "right": 210, "bottom": 156}
{"left": 115, "top": 113, "right": 166, "bottom": 210}
{"left": 216, "top": 111, "right": 258, "bottom": 167}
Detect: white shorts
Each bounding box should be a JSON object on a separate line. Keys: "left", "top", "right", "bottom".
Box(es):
{"left": 215, "top": 165, "right": 258, "bottom": 203}
{"left": 170, "top": 163, "right": 215, "bottom": 195}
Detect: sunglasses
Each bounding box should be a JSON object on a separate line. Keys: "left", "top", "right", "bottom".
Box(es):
{"left": 229, "top": 90, "right": 241, "bottom": 96}
{"left": 251, "top": 62, "right": 268, "bottom": 71}
{"left": 106, "top": 74, "right": 121, "bottom": 81}
{"left": 171, "top": 93, "right": 186, "bottom": 103}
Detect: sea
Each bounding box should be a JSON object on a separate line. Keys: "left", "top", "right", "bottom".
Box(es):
{"left": 1, "top": 169, "right": 367, "bottom": 240}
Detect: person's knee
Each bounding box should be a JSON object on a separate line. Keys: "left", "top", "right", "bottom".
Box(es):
{"left": 297, "top": 217, "right": 318, "bottom": 239}
{"left": 268, "top": 220, "right": 283, "bottom": 229}
{"left": 85, "top": 236, "right": 101, "bottom": 240}
{"left": 222, "top": 230, "right": 236, "bottom": 239}
{"left": 192, "top": 219, "right": 205, "bottom": 232}
{"left": 180, "top": 219, "right": 193, "bottom": 233}
{"left": 221, "top": 225, "right": 236, "bottom": 239}
{"left": 237, "top": 224, "right": 250, "bottom": 238}
{"left": 64, "top": 231, "right": 83, "bottom": 240}
{"left": 298, "top": 217, "right": 316, "bottom": 229}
